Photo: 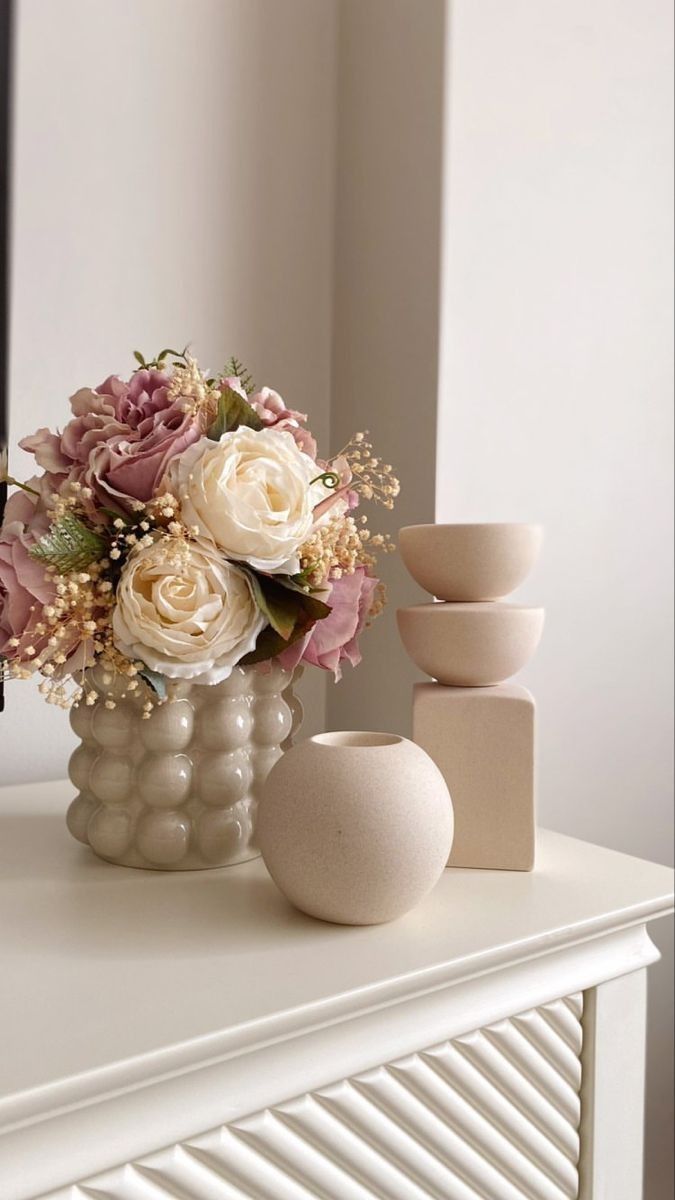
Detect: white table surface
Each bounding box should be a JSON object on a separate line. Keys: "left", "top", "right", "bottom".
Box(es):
{"left": 0, "top": 779, "right": 672, "bottom": 1125}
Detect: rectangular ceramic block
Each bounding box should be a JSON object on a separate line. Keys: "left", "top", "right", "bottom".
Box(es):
{"left": 413, "top": 682, "right": 536, "bottom": 871}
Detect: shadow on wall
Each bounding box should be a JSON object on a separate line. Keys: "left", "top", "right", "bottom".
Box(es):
{"left": 327, "top": 0, "right": 447, "bottom": 739}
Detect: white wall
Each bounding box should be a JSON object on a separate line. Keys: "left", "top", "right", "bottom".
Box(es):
{"left": 437, "top": 1, "right": 674, "bottom": 1194}
{"left": 3, "top": 0, "right": 338, "bottom": 780}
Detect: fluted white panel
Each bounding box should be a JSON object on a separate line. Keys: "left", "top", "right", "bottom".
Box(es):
{"left": 50, "top": 994, "right": 583, "bottom": 1200}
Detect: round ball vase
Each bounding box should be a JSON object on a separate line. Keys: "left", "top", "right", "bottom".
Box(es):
{"left": 257, "top": 732, "right": 454, "bottom": 925}
{"left": 66, "top": 664, "right": 303, "bottom": 870}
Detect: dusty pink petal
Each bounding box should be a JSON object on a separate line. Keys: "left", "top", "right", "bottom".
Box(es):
{"left": 276, "top": 633, "right": 313, "bottom": 673}
{"left": 290, "top": 426, "right": 318, "bottom": 459}
{"left": 341, "top": 573, "right": 378, "bottom": 668}
{"left": 60, "top": 411, "right": 122, "bottom": 461}
{"left": 0, "top": 481, "right": 57, "bottom": 658}
{"left": 305, "top": 577, "right": 360, "bottom": 658}
{"left": 104, "top": 408, "right": 203, "bottom": 502}
{"left": 282, "top": 567, "right": 377, "bottom": 681}
{"left": 3, "top": 490, "right": 38, "bottom": 526}
{"left": 69, "top": 386, "right": 117, "bottom": 419}
{"left": 250, "top": 387, "right": 307, "bottom": 423}
{"left": 223, "top": 376, "right": 249, "bottom": 402}
{"left": 121, "top": 370, "right": 172, "bottom": 427}
{"left": 58, "top": 371, "right": 203, "bottom": 510}
{"left": 0, "top": 544, "right": 30, "bottom": 635}
{"left": 96, "top": 374, "right": 132, "bottom": 415}
{"left": 12, "top": 538, "right": 53, "bottom": 603}
{"left": 19, "top": 429, "right": 71, "bottom": 474}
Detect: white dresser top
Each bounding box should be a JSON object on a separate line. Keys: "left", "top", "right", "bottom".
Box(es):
{"left": 0, "top": 779, "right": 672, "bottom": 1134}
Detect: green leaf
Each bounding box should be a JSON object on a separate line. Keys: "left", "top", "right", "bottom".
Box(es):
{"left": 98, "top": 506, "right": 128, "bottom": 524}
{"left": 207, "top": 385, "right": 264, "bottom": 440}
{"left": 241, "top": 624, "right": 309, "bottom": 666}
{"left": 138, "top": 667, "right": 168, "bottom": 702}
{"left": 240, "top": 570, "right": 332, "bottom": 665}
{"left": 133, "top": 350, "right": 147, "bottom": 368}
{"left": 244, "top": 574, "right": 295, "bottom": 640}
{"left": 280, "top": 574, "right": 332, "bottom": 609}
{"left": 29, "top": 514, "right": 108, "bottom": 574}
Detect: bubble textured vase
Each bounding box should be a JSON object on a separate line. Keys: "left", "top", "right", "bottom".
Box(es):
{"left": 66, "top": 664, "right": 302, "bottom": 870}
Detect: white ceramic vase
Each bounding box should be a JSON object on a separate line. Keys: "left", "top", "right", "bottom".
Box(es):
{"left": 66, "top": 664, "right": 302, "bottom": 870}
{"left": 257, "top": 732, "right": 454, "bottom": 925}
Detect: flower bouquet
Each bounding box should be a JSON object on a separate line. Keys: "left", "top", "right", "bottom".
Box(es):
{"left": 0, "top": 349, "right": 398, "bottom": 868}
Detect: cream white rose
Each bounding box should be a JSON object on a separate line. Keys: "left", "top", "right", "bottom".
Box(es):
{"left": 112, "top": 539, "right": 265, "bottom": 684}
{"left": 166, "top": 426, "right": 324, "bottom": 574}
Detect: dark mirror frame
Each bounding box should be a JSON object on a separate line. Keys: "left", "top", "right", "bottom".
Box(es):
{"left": 0, "top": 0, "right": 13, "bottom": 710}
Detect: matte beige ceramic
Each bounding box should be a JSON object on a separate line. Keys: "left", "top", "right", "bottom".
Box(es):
{"left": 67, "top": 663, "right": 302, "bottom": 870}
{"left": 397, "top": 602, "right": 545, "bottom": 687}
{"left": 414, "top": 682, "right": 535, "bottom": 871}
{"left": 257, "top": 732, "right": 454, "bottom": 925}
{"left": 399, "top": 523, "right": 543, "bottom": 601}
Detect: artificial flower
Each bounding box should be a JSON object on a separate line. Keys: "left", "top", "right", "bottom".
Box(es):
{"left": 166, "top": 425, "right": 326, "bottom": 574}
{"left": 278, "top": 566, "right": 378, "bottom": 680}
{"left": 249, "top": 386, "right": 317, "bottom": 459}
{"left": 112, "top": 538, "right": 265, "bottom": 684}
{"left": 0, "top": 478, "right": 59, "bottom": 663}
{"left": 21, "top": 369, "right": 204, "bottom": 511}
{"left": 3, "top": 348, "right": 398, "bottom": 711}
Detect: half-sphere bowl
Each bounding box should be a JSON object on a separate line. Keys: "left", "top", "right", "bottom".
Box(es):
{"left": 399, "top": 523, "right": 543, "bottom": 601}
{"left": 397, "top": 602, "right": 545, "bottom": 686}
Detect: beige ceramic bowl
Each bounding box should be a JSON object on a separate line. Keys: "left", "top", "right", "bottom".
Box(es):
{"left": 399, "top": 523, "right": 543, "bottom": 601}
{"left": 397, "top": 602, "right": 545, "bottom": 686}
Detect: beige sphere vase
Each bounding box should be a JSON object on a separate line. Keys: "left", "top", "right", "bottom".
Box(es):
{"left": 257, "top": 732, "right": 454, "bottom": 925}
{"left": 66, "top": 663, "right": 302, "bottom": 870}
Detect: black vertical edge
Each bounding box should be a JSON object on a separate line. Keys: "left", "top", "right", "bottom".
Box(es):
{"left": 0, "top": 0, "right": 14, "bottom": 712}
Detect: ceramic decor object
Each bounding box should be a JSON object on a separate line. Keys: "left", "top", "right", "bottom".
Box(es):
{"left": 66, "top": 663, "right": 302, "bottom": 870}
{"left": 257, "top": 732, "right": 454, "bottom": 925}
{"left": 399, "top": 523, "right": 543, "bottom": 601}
{"left": 397, "top": 602, "right": 545, "bottom": 687}
{"left": 414, "top": 682, "right": 536, "bottom": 871}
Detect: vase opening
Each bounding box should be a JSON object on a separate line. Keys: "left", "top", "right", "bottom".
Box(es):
{"left": 311, "top": 731, "right": 403, "bottom": 749}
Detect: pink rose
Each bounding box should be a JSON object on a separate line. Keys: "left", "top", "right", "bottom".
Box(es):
{"left": 69, "top": 369, "right": 171, "bottom": 427}
{"left": 0, "top": 478, "right": 57, "bottom": 662}
{"left": 21, "top": 369, "right": 204, "bottom": 511}
{"left": 277, "top": 566, "right": 378, "bottom": 680}
{"left": 90, "top": 403, "right": 202, "bottom": 506}
{"left": 249, "top": 386, "right": 318, "bottom": 460}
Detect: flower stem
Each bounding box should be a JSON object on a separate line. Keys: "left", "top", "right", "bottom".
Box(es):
{"left": 3, "top": 475, "right": 40, "bottom": 497}
{"left": 311, "top": 471, "right": 340, "bottom": 490}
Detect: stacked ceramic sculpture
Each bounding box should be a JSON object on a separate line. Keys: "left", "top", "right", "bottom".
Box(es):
{"left": 397, "top": 524, "right": 544, "bottom": 871}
